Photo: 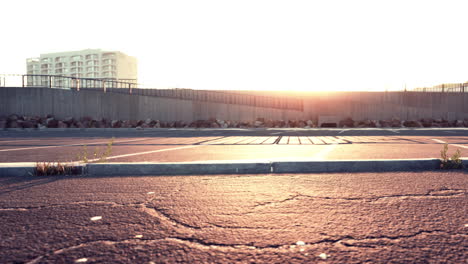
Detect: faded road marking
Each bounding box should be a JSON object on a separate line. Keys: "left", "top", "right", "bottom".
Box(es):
{"left": 311, "top": 144, "right": 337, "bottom": 160}
{"left": 0, "top": 138, "right": 150, "bottom": 152}
{"left": 431, "top": 139, "right": 446, "bottom": 144}
{"left": 0, "top": 139, "right": 44, "bottom": 143}
{"left": 87, "top": 145, "right": 201, "bottom": 162}
{"left": 450, "top": 144, "right": 468, "bottom": 149}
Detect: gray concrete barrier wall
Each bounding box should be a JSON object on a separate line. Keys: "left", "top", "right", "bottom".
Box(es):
{"left": 1, "top": 88, "right": 468, "bottom": 121}
{"left": 0, "top": 88, "right": 305, "bottom": 121}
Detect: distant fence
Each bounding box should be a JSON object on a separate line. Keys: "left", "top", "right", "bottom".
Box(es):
{"left": 23, "top": 74, "right": 137, "bottom": 92}
{"left": 0, "top": 74, "right": 303, "bottom": 111}
{"left": 413, "top": 82, "right": 468, "bottom": 92}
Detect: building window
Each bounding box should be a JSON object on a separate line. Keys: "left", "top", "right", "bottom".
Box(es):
{"left": 71, "top": 61, "right": 83, "bottom": 67}
{"left": 86, "top": 60, "right": 99, "bottom": 66}
{"left": 102, "top": 59, "right": 115, "bottom": 65}
{"left": 55, "top": 57, "right": 65, "bottom": 62}
{"left": 71, "top": 55, "right": 82, "bottom": 61}
{"left": 86, "top": 54, "right": 98, "bottom": 60}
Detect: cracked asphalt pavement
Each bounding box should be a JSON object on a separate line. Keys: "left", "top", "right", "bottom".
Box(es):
{"left": 0, "top": 172, "right": 467, "bottom": 263}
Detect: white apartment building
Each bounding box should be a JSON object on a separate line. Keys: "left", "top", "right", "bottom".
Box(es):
{"left": 26, "top": 49, "right": 137, "bottom": 86}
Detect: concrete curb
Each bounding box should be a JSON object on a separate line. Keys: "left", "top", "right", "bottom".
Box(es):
{"left": 0, "top": 163, "right": 87, "bottom": 177}
{"left": 2, "top": 159, "right": 468, "bottom": 177}
{"left": 86, "top": 162, "right": 272, "bottom": 176}
{"left": 271, "top": 159, "right": 444, "bottom": 173}
{"left": 0, "top": 163, "right": 37, "bottom": 177}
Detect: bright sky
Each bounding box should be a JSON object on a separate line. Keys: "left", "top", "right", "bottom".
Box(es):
{"left": 1, "top": 0, "right": 467, "bottom": 91}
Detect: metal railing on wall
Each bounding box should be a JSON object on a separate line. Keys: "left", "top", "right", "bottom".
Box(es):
{"left": 412, "top": 82, "right": 468, "bottom": 92}
{"left": 21, "top": 74, "right": 138, "bottom": 94}
{"left": 1, "top": 74, "right": 303, "bottom": 111}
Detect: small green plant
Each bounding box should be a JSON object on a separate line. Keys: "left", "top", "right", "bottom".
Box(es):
{"left": 440, "top": 144, "right": 463, "bottom": 169}
{"left": 76, "top": 138, "right": 114, "bottom": 163}
{"left": 75, "top": 145, "right": 89, "bottom": 163}
{"left": 98, "top": 137, "right": 114, "bottom": 162}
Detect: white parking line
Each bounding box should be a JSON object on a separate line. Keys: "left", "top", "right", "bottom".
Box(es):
{"left": 87, "top": 145, "right": 202, "bottom": 162}
{"left": 270, "top": 132, "right": 282, "bottom": 135}
{"left": 0, "top": 138, "right": 150, "bottom": 152}
{"left": 338, "top": 129, "right": 349, "bottom": 134}
{"left": 0, "top": 139, "right": 43, "bottom": 143}
{"left": 431, "top": 138, "right": 468, "bottom": 149}
{"left": 450, "top": 144, "right": 468, "bottom": 149}
{"left": 311, "top": 144, "right": 338, "bottom": 160}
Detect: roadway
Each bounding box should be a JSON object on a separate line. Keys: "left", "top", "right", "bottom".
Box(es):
{"left": 0, "top": 172, "right": 466, "bottom": 263}
{"left": 1, "top": 128, "right": 468, "bottom": 163}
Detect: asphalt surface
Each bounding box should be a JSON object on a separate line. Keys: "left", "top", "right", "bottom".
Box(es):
{"left": 0, "top": 172, "right": 466, "bottom": 263}
{"left": 1, "top": 128, "right": 468, "bottom": 162}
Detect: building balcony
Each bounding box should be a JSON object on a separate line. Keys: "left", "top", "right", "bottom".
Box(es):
{"left": 102, "top": 71, "right": 116, "bottom": 77}
{"left": 102, "top": 52, "right": 116, "bottom": 59}
{"left": 55, "top": 57, "right": 66, "bottom": 62}
{"left": 102, "top": 59, "right": 116, "bottom": 65}
{"left": 85, "top": 54, "right": 99, "bottom": 60}
{"left": 70, "top": 67, "right": 83, "bottom": 73}
{"left": 70, "top": 55, "right": 83, "bottom": 60}
{"left": 70, "top": 61, "right": 83, "bottom": 67}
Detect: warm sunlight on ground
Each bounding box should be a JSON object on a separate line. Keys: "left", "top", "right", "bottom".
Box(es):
{"left": 1, "top": 0, "right": 468, "bottom": 91}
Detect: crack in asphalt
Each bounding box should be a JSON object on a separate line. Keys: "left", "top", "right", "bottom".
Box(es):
{"left": 25, "top": 229, "right": 464, "bottom": 263}
{"left": 251, "top": 188, "right": 466, "bottom": 210}
{"left": 2, "top": 187, "right": 464, "bottom": 212}
{"left": 338, "top": 230, "right": 468, "bottom": 249}
{"left": 253, "top": 194, "right": 303, "bottom": 208}
{"left": 207, "top": 222, "right": 276, "bottom": 230}
{"left": 137, "top": 203, "right": 203, "bottom": 230}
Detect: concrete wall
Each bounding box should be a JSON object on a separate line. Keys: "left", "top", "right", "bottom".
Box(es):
{"left": 0, "top": 88, "right": 305, "bottom": 121}
{"left": 302, "top": 92, "right": 468, "bottom": 120}
{"left": 1, "top": 87, "right": 468, "bottom": 121}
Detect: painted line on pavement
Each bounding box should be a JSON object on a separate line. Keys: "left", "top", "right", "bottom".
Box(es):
{"left": 311, "top": 143, "right": 338, "bottom": 160}
{"left": 450, "top": 144, "right": 468, "bottom": 149}
{"left": 0, "top": 138, "right": 151, "bottom": 152}
{"left": 338, "top": 129, "right": 349, "bottom": 134}
{"left": 87, "top": 145, "right": 202, "bottom": 162}
{"left": 270, "top": 132, "right": 282, "bottom": 135}
{"left": 0, "top": 139, "right": 45, "bottom": 143}
{"left": 386, "top": 129, "right": 400, "bottom": 133}
{"left": 431, "top": 138, "right": 468, "bottom": 149}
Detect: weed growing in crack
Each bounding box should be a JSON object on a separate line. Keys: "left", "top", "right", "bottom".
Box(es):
{"left": 76, "top": 145, "right": 89, "bottom": 163}
{"left": 440, "top": 144, "right": 463, "bottom": 169}
{"left": 76, "top": 138, "right": 114, "bottom": 163}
